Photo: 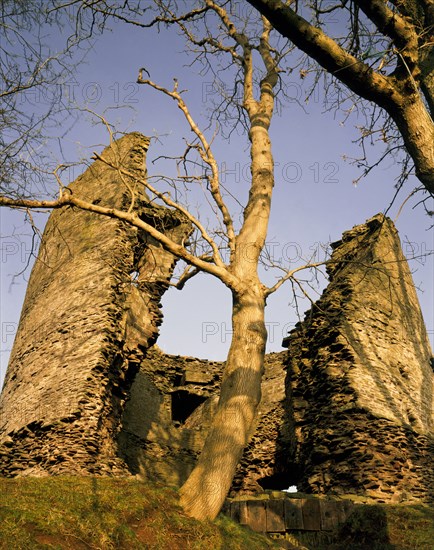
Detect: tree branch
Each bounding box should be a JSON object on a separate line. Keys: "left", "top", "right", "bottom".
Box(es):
{"left": 93, "top": 152, "right": 226, "bottom": 269}
{"left": 51, "top": 0, "right": 210, "bottom": 29}
{"left": 169, "top": 264, "right": 202, "bottom": 290}
{"left": 137, "top": 72, "right": 236, "bottom": 254}
{"left": 246, "top": 0, "right": 400, "bottom": 108}
{"left": 258, "top": 17, "right": 279, "bottom": 113}
{"left": 0, "top": 192, "right": 237, "bottom": 288}
{"left": 264, "top": 261, "right": 325, "bottom": 297}
{"left": 354, "top": 0, "right": 419, "bottom": 77}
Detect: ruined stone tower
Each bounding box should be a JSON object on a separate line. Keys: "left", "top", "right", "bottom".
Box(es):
{"left": 283, "top": 214, "right": 434, "bottom": 504}
{"left": 0, "top": 134, "right": 432, "bottom": 507}
{"left": 0, "top": 133, "right": 190, "bottom": 476}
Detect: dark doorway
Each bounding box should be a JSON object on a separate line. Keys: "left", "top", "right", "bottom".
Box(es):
{"left": 171, "top": 390, "right": 207, "bottom": 424}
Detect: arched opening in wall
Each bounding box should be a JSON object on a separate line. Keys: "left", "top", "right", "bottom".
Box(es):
{"left": 171, "top": 390, "right": 207, "bottom": 424}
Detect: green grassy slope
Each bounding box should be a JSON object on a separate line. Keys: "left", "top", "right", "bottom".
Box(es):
{"left": 0, "top": 478, "right": 432, "bottom": 549}
{"left": 0, "top": 477, "right": 276, "bottom": 549}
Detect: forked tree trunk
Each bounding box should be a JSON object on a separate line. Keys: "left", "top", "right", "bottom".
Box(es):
{"left": 179, "top": 284, "right": 267, "bottom": 520}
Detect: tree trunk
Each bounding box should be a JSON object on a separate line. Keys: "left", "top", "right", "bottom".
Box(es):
{"left": 393, "top": 95, "right": 434, "bottom": 192}
{"left": 179, "top": 12, "right": 277, "bottom": 522}
{"left": 179, "top": 284, "right": 267, "bottom": 520}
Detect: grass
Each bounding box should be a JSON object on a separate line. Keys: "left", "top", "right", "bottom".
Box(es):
{"left": 336, "top": 503, "right": 434, "bottom": 550}
{"left": 0, "top": 477, "right": 277, "bottom": 549}
{"left": 273, "top": 501, "right": 434, "bottom": 549}
{"left": 0, "top": 478, "right": 432, "bottom": 549}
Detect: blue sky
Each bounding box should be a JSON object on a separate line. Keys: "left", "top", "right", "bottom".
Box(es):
{"left": 1, "top": 9, "right": 433, "bottom": 388}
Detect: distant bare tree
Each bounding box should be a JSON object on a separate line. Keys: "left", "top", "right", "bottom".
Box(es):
{"left": 0, "top": 0, "right": 92, "bottom": 200}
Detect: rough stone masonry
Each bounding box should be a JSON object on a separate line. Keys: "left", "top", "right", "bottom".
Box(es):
{"left": 0, "top": 134, "right": 432, "bottom": 506}
{"left": 117, "top": 214, "right": 433, "bottom": 504}
{"left": 0, "top": 133, "right": 191, "bottom": 476}
{"left": 117, "top": 346, "right": 291, "bottom": 494}
{"left": 283, "top": 214, "right": 434, "bottom": 504}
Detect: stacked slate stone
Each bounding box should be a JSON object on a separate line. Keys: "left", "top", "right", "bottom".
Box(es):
{"left": 284, "top": 214, "right": 434, "bottom": 505}
{"left": 118, "top": 347, "right": 291, "bottom": 493}
{"left": 0, "top": 133, "right": 191, "bottom": 477}
{"left": 118, "top": 346, "right": 224, "bottom": 485}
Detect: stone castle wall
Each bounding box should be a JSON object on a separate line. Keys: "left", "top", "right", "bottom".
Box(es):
{"left": 118, "top": 216, "right": 433, "bottom": 504}
{"left": 0, "top": 135, "right": 432, "bottom": 508}
{"left": 284, "top": 214, "right": 434, "bottom": 504}
{"left": 118, "top": 347, "right": 290, "bottom": 493}
{"left": 0, "top": 133, "right": 190, "bottom": 476}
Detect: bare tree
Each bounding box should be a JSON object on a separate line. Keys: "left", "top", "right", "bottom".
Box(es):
{"left": 246, "top": 0, "right": 434, "bottom": 197}
{"left": 4, "top": 0, "right": 430, "bottom": 523}
{"left": 0, "top": 2, "right": 323, "bottom": 520}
